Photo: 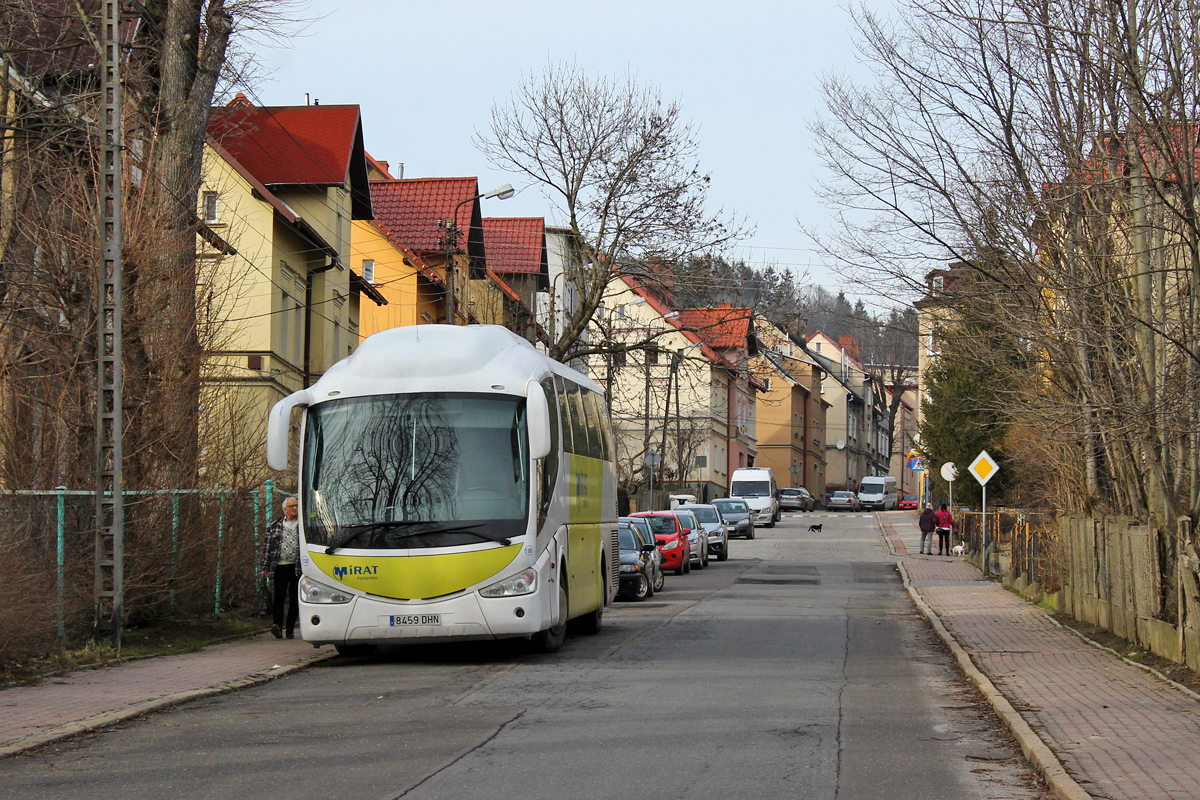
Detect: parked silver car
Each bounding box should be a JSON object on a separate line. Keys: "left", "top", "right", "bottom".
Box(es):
{"left": 621, "top": 515, "right": 665, "bottom": 593}
{"left": 671, "top": 508, "right": 709, "bottom": 569}
{"left": 778, "top": 487, "right": 814, "bottom": 512}
{"left": 675, "top": 503, "right": 729, "bottom": 562}
{"left": 829, "top": 490, "right": 861, "bottom": 512}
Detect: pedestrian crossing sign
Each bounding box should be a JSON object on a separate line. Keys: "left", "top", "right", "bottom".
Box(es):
{"left": 968, "top": 450, "right": 999, "bottom": 486}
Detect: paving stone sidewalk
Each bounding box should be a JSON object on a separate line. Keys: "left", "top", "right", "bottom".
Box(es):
{"left": 884, "top": 516, "right": 1200, "bottom": 800}
{"left": 0, "top": 632, "right": 332, "bottom": 756}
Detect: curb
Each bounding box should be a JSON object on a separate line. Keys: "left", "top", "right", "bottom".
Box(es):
{"left": 0, "top": 648, "right": 337, "bottom": 758}
{"left": 896, "top": 559, "right": 1092, "bottom": 800}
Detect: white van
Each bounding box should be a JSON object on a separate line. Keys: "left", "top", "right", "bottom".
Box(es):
{"left": 729, "top": 467, "right": 780, "bottom": 527}
{"left": 858, "top": 475, "right": 898, "bottom": 510}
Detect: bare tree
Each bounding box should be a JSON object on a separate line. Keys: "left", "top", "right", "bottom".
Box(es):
{"left": 477, "top": 63, "right": 747, "bottom": 363}
{"left": 812, "top": 0, "right": 1200, "bottom": 535}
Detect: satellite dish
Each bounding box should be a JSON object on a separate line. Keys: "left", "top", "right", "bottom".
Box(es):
{"left": 836, "top": 440, "right": 845, "bottom": 450}
{"left": 940, "top": 462, "right": 958, "bottom": 482}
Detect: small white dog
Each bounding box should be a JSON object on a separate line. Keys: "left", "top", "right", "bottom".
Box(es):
{"left": 951, "top": 542, "right": 965, "bottom": 556}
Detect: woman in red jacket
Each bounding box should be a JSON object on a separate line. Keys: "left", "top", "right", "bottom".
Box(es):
{"left": 934, "top": 504, "right": 956, "bottom": 556}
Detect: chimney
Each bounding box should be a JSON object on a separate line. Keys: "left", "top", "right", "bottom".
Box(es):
{"left": 838, "top": 335, "right": 860, "bottom": 362}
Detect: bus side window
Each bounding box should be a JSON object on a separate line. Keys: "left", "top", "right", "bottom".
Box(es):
{"left": 539, "top": 378, "right": 559, "bottom": 525}
{"left": 595, "top": 391, "right": 614, "bottom": 461}
{"left": 567, "top": 382, "right": 596, "bottom": 458}
{"left": 555, "top": 375, "right": 574, "bottom": 455}
{"left": 581, "top": 390, "right": 606, "bottom": 460}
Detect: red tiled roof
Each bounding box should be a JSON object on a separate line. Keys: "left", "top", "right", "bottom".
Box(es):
{"left": 369, "top": 177, "right": 480, "bottom": 254}
{"left": 677, "top": 305, "right": 753, "bottom": 350}
{"left": 208, "top": 100, "right": 362, "bottom": 186}
{"left": 482, "top": 218, "right": 546, "bottom": 275}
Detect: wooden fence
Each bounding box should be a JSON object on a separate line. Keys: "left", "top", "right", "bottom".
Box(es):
{"left": 959, "top": 509, "right": 1200, "bottom": 671}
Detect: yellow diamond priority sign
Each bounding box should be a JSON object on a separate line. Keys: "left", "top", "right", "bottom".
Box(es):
{"left": 968, "top": 450, "right": 999, "bottom": 486}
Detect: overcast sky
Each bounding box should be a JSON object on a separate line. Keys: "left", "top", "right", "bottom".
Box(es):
{"left": 255, "top": 0, "right": 890, "bottom": 293}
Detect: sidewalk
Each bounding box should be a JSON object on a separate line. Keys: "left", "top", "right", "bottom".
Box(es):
{"left": 884, "top": 516, "right": 1200, "bottom": 800}
{"left": 0, "top": 632, "right": 333, "bottom": 757}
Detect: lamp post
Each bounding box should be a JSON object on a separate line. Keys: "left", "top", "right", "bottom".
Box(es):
{"left": 439, "top": 183, "right": 514, "bottom": 324}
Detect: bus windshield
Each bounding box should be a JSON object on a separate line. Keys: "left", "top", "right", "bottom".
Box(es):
{"left": 731, "top": 480, "right": 771, "bottom": 497}
{"left": 301, "top": 392, "right": 528, "bottom": 550}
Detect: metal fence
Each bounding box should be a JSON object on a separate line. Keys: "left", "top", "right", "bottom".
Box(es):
{"left": 957, "top": 508, "right": 1060, "bottom": 592}
{"left": 0, "top": 481, "right": 286, "bottom": 659}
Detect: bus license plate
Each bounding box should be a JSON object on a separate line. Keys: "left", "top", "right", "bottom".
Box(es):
{"left": 390, "top": 614, "right": 441, "bottom": 626}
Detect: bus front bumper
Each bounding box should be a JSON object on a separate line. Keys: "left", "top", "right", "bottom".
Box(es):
{"left": 299, "top": 553, "right": 557, "bottom": 645}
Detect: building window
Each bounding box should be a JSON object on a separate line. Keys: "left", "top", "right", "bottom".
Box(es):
{"left": 613, "top": 350, "right": 627, "bottom": 367}
{"left": 933, "top": 275, "right": 944, "bottom": 292}
{"left": 202, "top": 191, "right": 219, "bottom": 223}
{"left": 695, "top": 455, "right": 707, "bottom": 468}
{"left": 362, "top": 259, "right": 375, "bottom": 283}
{"left": 647, "top": 347, "right": 660, "bottom": 366}
{"left": 815, "top": 342, "right": 822, "bottom": 352}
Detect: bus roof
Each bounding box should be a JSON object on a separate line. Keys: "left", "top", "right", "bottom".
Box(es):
{"left": 307, "top": 324, "right": 601, "bottom": 401}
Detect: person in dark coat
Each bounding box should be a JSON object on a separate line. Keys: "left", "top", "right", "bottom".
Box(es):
{"left": 261, "top": 497, "right": 300, "bottom": 639}
{"left": 918, "top": 505, "right": 937, "bottom": 555}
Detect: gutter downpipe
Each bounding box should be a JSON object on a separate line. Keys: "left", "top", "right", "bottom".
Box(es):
{"left": 303, "top": 262, "right": 338, "bottom": 388}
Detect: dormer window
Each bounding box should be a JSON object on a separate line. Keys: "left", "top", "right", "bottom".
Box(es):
{"left": 933, "top": 275, "right": 944, "bottom": 292}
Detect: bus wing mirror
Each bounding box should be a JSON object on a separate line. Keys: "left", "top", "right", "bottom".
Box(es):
{"left": 267, "top": 389, "right": 311, "bottom": 471}
{"left": 526, "top": 382, "right": 551, "bottom": 460}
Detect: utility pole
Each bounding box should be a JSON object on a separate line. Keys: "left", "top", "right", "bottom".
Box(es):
{"left": 438, "top": 217, "right": 461, "bottom": 324}
{"left": 95, "top": 0, "right": 124, "bottom": 647}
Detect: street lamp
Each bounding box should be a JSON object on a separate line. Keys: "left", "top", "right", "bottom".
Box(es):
{"left": 440, "top": 183, "right": 515, "bottom": 324}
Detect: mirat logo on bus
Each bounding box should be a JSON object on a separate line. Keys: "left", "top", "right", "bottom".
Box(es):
{"left": 334, "top": 564, "right": 380, "bottom": 580}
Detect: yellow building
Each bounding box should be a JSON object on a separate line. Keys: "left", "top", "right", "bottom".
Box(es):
{"left": 753, "top": 322, "right": 828, "bottom": 499}
{"left": 197, "top": 98, "right": 383, "bottom": 483}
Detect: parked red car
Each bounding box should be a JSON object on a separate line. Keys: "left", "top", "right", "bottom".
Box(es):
{"left": 628, "top": 512, "right": 692, "bottom": 575}
{"left": 899, "top": 494, "right": 920, "bottom": 510}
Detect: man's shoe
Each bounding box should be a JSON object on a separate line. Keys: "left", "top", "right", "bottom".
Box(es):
{"left": 271, "top": 624, "right": 282, "bottom": 639}
{"left": 285, "top": 631, "right": 295, "bottom": 639}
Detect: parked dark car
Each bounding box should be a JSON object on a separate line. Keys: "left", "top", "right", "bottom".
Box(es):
{"left": 617, "top": 522, "right": 658, "bottom": 600}
{"left": 712, "top": 498, "right": 754, "bottom": 540}
{"left": 621, "top": 516, "right": 665, "bottom": 592}
{"left": 778, "top": 487, "right": 814, "bottom": 512}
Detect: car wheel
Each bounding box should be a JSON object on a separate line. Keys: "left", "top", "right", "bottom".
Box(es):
{"left": 683, "top": 555, "right": 692, "bottom": 574}
{"left": 746, "top": 526, "right": 756, "bottom": 540}
{"left": 701, "top": 550, "right": 709, "bottom": 568}
{"left": 533, "top": 581, "right": 568, "bottom": 652}
{"left": 766, "top": 516, "right": 776, "bottom": 528}
{"left": 653, "top": 567, "right": 665, "bottom": 592}
{"left": 335, "top": 643, "right": 379, "bottom": 658}
{"left": 718, "top": 543, "right": 728, "bottom": 561}
{"left": 634, "top": 573, "right": 651, "bottom": 600}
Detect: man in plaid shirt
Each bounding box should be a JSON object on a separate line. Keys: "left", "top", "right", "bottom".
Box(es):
{"left": 262, "top": 497, "right": 300, "bottom": 638}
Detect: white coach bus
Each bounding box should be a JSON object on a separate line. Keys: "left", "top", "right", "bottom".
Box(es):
{"left": 266, "top": 325, "right": 619, "bottom": 656}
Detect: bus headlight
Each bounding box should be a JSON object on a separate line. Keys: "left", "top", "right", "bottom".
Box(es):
{"left": 299, "top": 575, "right": 353, "bottom": 604}
{"left": 480, "top": 568, "right": 537, "bottom": 598}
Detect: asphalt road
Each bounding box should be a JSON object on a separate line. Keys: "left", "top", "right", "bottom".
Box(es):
{"left": 2, "top": 511, "right": 1051, "bottom": 800}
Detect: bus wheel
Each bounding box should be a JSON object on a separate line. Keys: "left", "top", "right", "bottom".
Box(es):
{"left": 577, "top": 561, "right": 604, "bottom": 635}
{"left": 533, "top": 582, "right": 568, "bottom": 653}
{"left": 578, "top": 603, "right": 602, "bottom": 635}
{"left": 335, "top": 643, "right": 378, "bottom": 658}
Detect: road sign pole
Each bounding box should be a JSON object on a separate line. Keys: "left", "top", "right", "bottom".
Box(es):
{"left": 981, "top": 485, "right": 988, "bottom": 576}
